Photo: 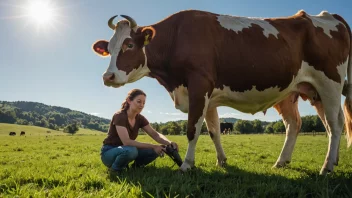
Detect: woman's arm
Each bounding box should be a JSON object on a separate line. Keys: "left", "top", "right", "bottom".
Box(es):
{"left": 115, "top": 126, "right": 163, "bottom": 154}
{"left": 142, "top": 124, "right": 178, "bottom": 151}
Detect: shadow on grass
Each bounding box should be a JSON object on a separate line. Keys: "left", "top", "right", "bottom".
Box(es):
{"left": 111, "top": 164, "right": 352, "bottom": 198}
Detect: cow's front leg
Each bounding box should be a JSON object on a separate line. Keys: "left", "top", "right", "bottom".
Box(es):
{"left": 180, "top": 75, "right": 212, "bottom": 172}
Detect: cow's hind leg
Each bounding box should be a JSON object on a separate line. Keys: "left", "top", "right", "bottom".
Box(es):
{"left": 273, "top": 93, "right": 301, "bottom": 168}
{"left": 205, "top": 108, "right": 227, "bottom": 167}
{"left": 312, "top": 101, "right": 341, "bottom": 166}
{"left": 315, "top": 95, "right": 344, "bottom": 175}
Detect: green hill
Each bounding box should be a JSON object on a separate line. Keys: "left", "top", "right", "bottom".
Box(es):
{"left": 219, "top": 117, "right": 238, "bottom": 123}
{"left": 0, "top": 101, "right": 110, "bottom": 132}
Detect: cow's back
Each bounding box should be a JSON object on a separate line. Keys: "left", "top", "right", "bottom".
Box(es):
{"left": 165, "top": 10, "right": 350, "bottom": 113}
{"left": 170, "top": 10, "right": 350, "bottom": 92}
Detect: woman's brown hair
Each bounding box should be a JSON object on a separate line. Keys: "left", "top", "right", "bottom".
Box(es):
{"left": 120, "top": 89, "right": 146, "bottom": 111}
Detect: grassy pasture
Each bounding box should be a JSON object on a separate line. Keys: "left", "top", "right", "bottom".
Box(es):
{"left": 0, "top": 123, "right": 351, "bottom": 197}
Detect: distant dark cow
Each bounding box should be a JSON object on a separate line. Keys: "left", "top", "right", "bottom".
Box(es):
{"left": 220, "top": 123, "right": 233, "bottom": 134}
{"left": 93, "top": 10, "right": 352, "bottom": 175}
{"left": 20, "top": 131, "right": 25, "bottom": 136}
{"left": 9, "top": 132, "right": 16, "bottom": 136}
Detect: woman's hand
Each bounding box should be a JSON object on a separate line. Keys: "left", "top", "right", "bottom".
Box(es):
{"left": 153, "top": 145, "right": 165, "bottom": 157}
{"left": 170, "top": 142, "right": 179, "bottom": 152}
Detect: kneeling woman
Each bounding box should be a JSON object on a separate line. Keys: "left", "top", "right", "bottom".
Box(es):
{"left": 101, "top": 89, "right": 179, "bottom": 175}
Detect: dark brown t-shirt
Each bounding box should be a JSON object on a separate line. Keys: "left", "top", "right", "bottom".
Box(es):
{"left": 103, "top": 110, "right": 149, "bottom": 146}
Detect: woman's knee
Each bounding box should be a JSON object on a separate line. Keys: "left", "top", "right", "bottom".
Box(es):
{"left": 123, "top": 146, "right": 138, "bottom": 160}
{"left": 101, "top": 154, "right": 112, "bottom": 168}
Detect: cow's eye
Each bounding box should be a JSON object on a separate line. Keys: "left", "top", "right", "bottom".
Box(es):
{"left": 127, "top": 44, "right": 133, "bottom": 48}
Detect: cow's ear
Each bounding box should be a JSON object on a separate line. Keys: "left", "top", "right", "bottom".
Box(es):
{"left": 141, "top": 26, "right": 155, "bottom": 46}
{"left": 92, "top": 40, "right": 109, "bottom": 57}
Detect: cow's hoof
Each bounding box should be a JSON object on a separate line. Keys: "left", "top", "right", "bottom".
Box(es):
{"left": 272, "top": 161, "right": 290, "bottom": 168}
{"left": 216, "top": 158, "right": 227, "bottom": 167}
{"left": 180, "top": 161, "right": 193, "bottom": 172}
{"left": 334, "top": 160, "right": 339, "bottom": 166}
{"left": 319, "top": 168, "right": 332, "bottom": 176}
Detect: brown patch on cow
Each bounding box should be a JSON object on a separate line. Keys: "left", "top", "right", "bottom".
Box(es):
{"left": 186, "top": 74, "right": 213, "bottom": 141}
{"left": 116, "top": 38, "right": 146, "bottom": 75}
{"left": 301, "top": 21, "right": 350, "bottom": 84}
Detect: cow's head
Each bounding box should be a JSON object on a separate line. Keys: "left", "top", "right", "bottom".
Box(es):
{"left": 92, "top": 15, "right": 154, "bottom": 88}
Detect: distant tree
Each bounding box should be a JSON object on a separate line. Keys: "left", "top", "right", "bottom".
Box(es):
{"left": 264, "top": 123, "right": 274, "bottom": 134}
{"left": 87, "top": 122, "right": 100, "bottom": 130}
{"left": 64, "top": 123, "right": 79, "bottom": 135}
{"left": 273, "top": 121, "right": 285, "bottom": 133}
{"left": 301, "top": 116, "right": 315, "bottom": 132}
{"left": 48, "top": 123, "right": 59, "bottom": 130}
{"left": 15, "top": 119, "right": 29, "bottom": 125}
{"left": 151, "top": 122, "right": 160, "bottom": 132}
{"left": 234, "top": 120, "right": 254, "bottom": 134}
{"left": 0, "top": 109, "right": 17, "bottom": 123}
{"left": 160, "top": 125, "right": 168, "bottom": 135}
{"left": 201, "top": 122, "right": 208, "bottom": 133}
{"left": 312, "top": 116, "right": 325, "bottom": 132}
{"left": 167, "top": 121, "right": 182, "bottom": 135}
{"left": 252, "top": 119, "right": 263, "bottom": 133}
{"left": 39, "top": 118, "right": 49, "bottom": 128}
{"left": 180, "top": 121, "right": 188, "bottom": 133}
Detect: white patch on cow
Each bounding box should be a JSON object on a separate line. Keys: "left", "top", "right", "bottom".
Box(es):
{"left": 210, "top": 85, "right": 283, "bottom": 114}
{"left": 217, "top": 15, "right": 279, "bottom": 39}
{"left": 106, "top": 62, "right": 150, "bottom": 87}
{"left": 181, "top": 92, "right": 210, "bottom": 171}
{"left": 104, "top": 23, "right": 151, "bottom": 86}
{"left": 305, "top": 11, "right": 344, "bottom": 38}
{"left": 107, "top": 22, "right": 132, "bottom": 63}
{"left": 195, "top": 93, "right": 210, "bottom": 132}
{"left": 168, "top": 58, "right": 348, "bottom": 117}
{"left": 206, "top": 58, "right": 348, "bottom": 115}
{"left": 169, "top": 85, "right": 189, "bottom": 113}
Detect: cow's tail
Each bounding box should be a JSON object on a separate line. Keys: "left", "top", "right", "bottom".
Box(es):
{"left": 343, "top": 29, "right": 352, "bottom": 148}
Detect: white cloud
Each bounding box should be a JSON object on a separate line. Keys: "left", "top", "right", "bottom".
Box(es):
{"left": 219, "top": 112, "right": 240, "bottom": 117}
{"left": 90, "top": 112, "right": 100, "bottom": 116}
{"left": 160, "top": 112, "right": 182, "bottom": 116}
{"left": 147, "top": 110, "right": 152, "bottom": 113}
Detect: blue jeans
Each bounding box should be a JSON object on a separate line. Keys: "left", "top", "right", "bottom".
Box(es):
{"left": 100, "top": 145, "right": 159, "bottom": 171}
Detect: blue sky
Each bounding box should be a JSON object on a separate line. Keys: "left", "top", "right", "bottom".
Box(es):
{"left": 0, "top": 0, "right": 351, "bottom": 123}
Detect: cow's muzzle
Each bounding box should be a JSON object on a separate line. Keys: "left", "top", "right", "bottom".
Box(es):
{"left": 102, "top": 73, "right": 124, "bottom": 88}
{"left": 103, "top": 73, "right": 115, "bottom": 82}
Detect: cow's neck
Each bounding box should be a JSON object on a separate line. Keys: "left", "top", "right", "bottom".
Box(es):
{"left": 142, "top": 22, "right": 183, "bottom": 92}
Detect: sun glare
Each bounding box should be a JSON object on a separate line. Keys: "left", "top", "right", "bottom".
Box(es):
{"left": 28, "top": 1, "right": 55, "bottom": 25}
{"left": 0, "top": 0, "right": 67, "bottom": 34}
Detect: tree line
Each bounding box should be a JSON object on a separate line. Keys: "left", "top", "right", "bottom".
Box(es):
{"left": 147, "top": 115, "right": 326, "bottom": 135}
{"left": 0, "top": 101, "right": 326, "bottom": 135}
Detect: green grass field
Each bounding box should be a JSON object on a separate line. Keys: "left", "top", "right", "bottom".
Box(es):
{"left": 0, "top": 123, "right": 351, "bottom": 197}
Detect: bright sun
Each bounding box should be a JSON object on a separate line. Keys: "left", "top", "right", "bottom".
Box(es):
{"left": 2, "top": 0, "right": 65, "bottom": 34}
{"left": 28, "top": 1, "right": 55, "bottom": 25}
{"left": 24, "top": 0, "right": 59, "bottom": 30}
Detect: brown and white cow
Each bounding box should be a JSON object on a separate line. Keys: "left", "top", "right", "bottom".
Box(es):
{"left": 92, "top": 10, "right": 352, "bottom": 175}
